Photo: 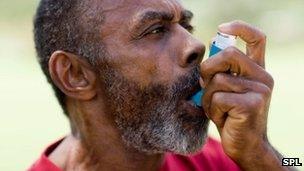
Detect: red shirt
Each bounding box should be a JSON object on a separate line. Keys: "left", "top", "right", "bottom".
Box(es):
{"left": 28, "top": 137, "right": 240, "bottom": 171}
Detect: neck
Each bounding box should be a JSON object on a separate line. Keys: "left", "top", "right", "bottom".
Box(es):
{"left": 49, "top": 100, "right": 164, "bottom": 171}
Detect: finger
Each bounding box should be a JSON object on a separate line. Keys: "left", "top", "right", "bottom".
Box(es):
{"left": 208, "top": 92, "right": 264, "bottom": 130}
{"left": 199, "top": 77, "right": 205, "bottom": 88}
{"left": 207, "top": 92, "right": 239, "bottom": 129}
{"left": 202, "top": 73, "right": 271, "bottom": 115}
{"left": 200, "top": 46, "right": 274, "bottom": 89}
{"left": 218, "top": 20, "right": 266, "bottom": 68}
{"left": 208, "top": 92, "right": 245, "bottom": 130}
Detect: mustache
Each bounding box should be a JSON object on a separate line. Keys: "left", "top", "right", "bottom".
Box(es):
{"left": 100, "top": 62, "right": 201, "bottom": 103}
{"left": 170, "top": 65, "right": 201, "bottom": 99}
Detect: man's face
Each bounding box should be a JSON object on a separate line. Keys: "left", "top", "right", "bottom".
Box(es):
{"left": 95, "top": 0, "right": 208, "bottom": 154}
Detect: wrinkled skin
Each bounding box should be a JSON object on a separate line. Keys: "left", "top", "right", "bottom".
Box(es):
{"left": 97, "top": 0, "right": 208, "bottom": 155}
{"left": 46, "top": 0, "right": 294, "bottom": 170}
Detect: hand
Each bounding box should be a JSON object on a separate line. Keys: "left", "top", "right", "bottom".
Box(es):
{"left": 200, "top": 21, "right": 286, "bottom": 170}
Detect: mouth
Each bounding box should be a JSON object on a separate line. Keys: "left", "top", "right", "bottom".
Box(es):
{"left": 179, "top": 83, "right": 206, "bottom": 118}
{"left": 185, "top": 83, "right": 202, "bottom": 108}
{"left": 180, "top": 98, "right": 206, "bottom": 119}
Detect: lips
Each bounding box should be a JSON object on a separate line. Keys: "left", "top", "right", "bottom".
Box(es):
{"left": 178, "top": 82, "right": 206, "bottom": 118}
{"left": 180, "top": 99, "right": 206, "bottom": 118}
{"left": 185, "top": 82, "right": 202, "bottom": 106}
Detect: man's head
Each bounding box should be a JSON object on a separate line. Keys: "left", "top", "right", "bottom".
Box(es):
{"left": 34, "top": 0, "right": 209, "bottom": 155}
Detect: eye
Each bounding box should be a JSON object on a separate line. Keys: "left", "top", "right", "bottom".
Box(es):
{"left": 149, "top": 26, "right": 166, "bottom": 35}
{"left": 137, "top": 24, "right": 167, "bottom": 39}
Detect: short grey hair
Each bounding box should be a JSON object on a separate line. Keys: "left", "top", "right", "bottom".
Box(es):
{"left": 34, "top": 0, "right": 106, "bottom": 116}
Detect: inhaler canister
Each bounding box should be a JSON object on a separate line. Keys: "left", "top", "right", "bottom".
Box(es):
{"left": 190, "top": 32, "right": 237, "bottom": 107}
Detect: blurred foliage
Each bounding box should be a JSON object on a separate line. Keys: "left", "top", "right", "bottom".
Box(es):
{"left": 184, "top": 0, "right": 304, "bottom": 45}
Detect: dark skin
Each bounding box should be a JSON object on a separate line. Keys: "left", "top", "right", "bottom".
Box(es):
{"left": 47, "top": 0, "right": 293, "bottom": 170}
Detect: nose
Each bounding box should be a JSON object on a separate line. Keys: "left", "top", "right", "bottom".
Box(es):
{"left": 179, "top": 33, "right": 205, "bottom": 68}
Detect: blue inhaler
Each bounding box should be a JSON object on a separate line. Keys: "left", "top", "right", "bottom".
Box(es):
{"left": 190, "top": 32, "right": 237, "bottom": 107}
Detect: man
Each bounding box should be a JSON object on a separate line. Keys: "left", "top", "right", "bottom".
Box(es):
{"left": 29, "top": 0, "right": 294, "bottom": 170}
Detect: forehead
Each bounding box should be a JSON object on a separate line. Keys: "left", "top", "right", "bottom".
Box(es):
{"left": 101, "top": 0, "right": 183, "bottom": 10}
{"left": 100, "top": 0, "right": 184, "bottom": 21}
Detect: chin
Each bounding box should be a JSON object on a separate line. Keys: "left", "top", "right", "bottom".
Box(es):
{"left": 171, "top": 117, "right": 210, "bottom": 155}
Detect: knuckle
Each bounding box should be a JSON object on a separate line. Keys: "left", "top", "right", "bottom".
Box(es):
{"left": 200, "top": 61, "right": 207, "bottom": 71}
{"left": 200, "top": 62, "right": 208, "bottom": 78}
{"left": 259, "top": 84, "right": 272, "bottom": 99}
{"left": 248, "top": 94, "right": 265, "bottom": 109}
{"left": 261, "top": 33, "right": 267, "bottom": 41}
{"left": 255, "top": 28, "right": 267, "bottom": 43}
{"left": 212, "top": 73, "right": 226, "bottom": 84}
{"left": 258, "top": 32, "right": 267, "bottom": 44}
{"left": 258, "top": 29, "right": 267, "bottom": 39}
{"left": 223, "top": 46, "right": 238, "bottom": 58}
{"left": 212, "top": 93, "right": 223, "bottom": 105}
{"left": 262, "top": 72, "right": 274, "bottom": 89}
{"left": 267, "top": 74, "right": 274, "bottom": 89}
{"left": 232, "top": 20, "right": 245, "bottom": 26}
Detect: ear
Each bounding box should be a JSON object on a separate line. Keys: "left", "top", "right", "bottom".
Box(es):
{"left": 48, "top": 51, "right": 97, "bottom": 100}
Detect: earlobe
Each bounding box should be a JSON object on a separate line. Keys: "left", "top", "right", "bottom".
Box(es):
{"left": 49, "top": 51, "right": 97, "bottom": 100}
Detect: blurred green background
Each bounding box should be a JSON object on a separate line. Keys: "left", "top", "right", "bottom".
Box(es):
{"left": 0, "top": 0, "right": 303, "bottom": 170}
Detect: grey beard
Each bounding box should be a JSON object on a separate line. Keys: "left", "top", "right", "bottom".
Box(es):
{"left": 118, "top": 100, "right": 209, "bottom": 155}
{"left": 101, "top": 66, "right": 209, "bottom": 155}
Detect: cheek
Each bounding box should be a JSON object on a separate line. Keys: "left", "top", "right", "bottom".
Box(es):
{"left": 106, "top": 45, "right": 160, "bottom": 88}
{"left": 123, "top": 50, "right": 178, "bottom": 88}
{"left": 154, "top": 41, "right": 187, "bottom": 85}
{"left": 104, "top": 35, "right": 181, "bottom": 87}
{"left": 129, "top": 43, "right": 180, "bottom": 86}
{"left": 123, "top": 59, "right": 158, "bottom": 88}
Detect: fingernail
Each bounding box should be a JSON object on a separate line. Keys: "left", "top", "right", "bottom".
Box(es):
{"left": 199, "top": 78, "right": 206, "bottom": 88}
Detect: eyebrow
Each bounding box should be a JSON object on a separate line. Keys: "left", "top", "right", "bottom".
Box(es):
{"left": 181, "top": 10, "right": 193, "bottom": 21}
{"left": 132, "top": 9, "right": 194, "bottom": 31}
{"left": 138, "top": 11, "right": 174, "bottom": 25}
